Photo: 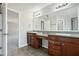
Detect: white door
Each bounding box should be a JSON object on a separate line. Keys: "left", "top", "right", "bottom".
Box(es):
{"left": 7, "top": 9, "right": 19, "bottom": 56}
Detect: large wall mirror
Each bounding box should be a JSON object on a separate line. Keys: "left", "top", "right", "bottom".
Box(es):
{"left": 33, "top": 4, "right": 79, "bottom": 32}
{"left": 49, "top": 5, "right": 78, "bottom": 31}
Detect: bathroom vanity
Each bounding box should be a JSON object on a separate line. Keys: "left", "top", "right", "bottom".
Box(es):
{"left": 27, "top": 32, "right": 79, "bottom": 56}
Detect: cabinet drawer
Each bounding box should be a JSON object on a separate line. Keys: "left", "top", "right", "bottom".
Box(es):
{"left": 48, "top": 40, "right": 61, "bottom": 46}
{"left": 48, "top": 48, "right": 61, "bottom": 56}
{"left": 49, "top": 45, "right": 61, "bottom": 51}
{"left": 52, "top": 49, "right": 61, "bottom": 56}
{"left": 54, "top": 41, "right": 61, "bottom": 46}
{"left": 53, "top": 45, "right": 61, "bottom": 50}
{"left": 48, "top": 35, "right": 61, "bottom": 41}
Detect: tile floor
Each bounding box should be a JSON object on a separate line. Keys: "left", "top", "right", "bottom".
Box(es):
{"left": 8, "top": 46, "right": 49, "bottom": 56}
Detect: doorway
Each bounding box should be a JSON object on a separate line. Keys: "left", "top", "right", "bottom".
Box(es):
{"left": 7, "top": 8, "right": 19, "bottom": 56}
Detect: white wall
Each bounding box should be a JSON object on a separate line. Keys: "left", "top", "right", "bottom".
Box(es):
{"left": 19, "top": 9, "right": 33, "bottom": 47}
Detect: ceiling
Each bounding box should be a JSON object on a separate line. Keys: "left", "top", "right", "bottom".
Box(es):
{"left": 7, "top": 3, "right": 52, "bottom": 12}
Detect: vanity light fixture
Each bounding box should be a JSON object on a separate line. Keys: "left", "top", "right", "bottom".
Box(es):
{"left": 56, "top": 3, "right": 69, "bottom": 9}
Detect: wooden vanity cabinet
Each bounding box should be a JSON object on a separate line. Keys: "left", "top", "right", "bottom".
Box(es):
{"left": 27, "top": 33, "right": 36, "bottom": 46}
{"left": 31, "top": 35, "right": 42, "bottom": 48}
{"left": 27, "top": 33, "right": 79, "bottom": 56}
{"left": 48, "top": 35, "right": 79, "bottom": 56}
{"left": 62, "top": 42, "right": 79, "bottom": 56}
{"left": 62, "top": 37, "right": 79, "bottom": 56}
{"left": 48, "top": 35, "right": 62, "bottom": 56}
{"left": 27, "top": 33, "right": 42, "bottom": 48}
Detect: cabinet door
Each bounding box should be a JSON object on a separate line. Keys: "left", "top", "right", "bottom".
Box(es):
{"left": 62, "top": 42, "right": 79, "bottom": 56}
{"left": 31, "top": 36, "right": 42, "bottom": 48}
{"left": 27, "top": 33, "right": 36, "bottom": 46}
{"left": 27, "top": 33, "right": 31, "bottom": 46}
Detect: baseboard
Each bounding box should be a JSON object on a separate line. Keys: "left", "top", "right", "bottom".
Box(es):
{"left": 19, "top": 44, "right": 27, "bottom": 48}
